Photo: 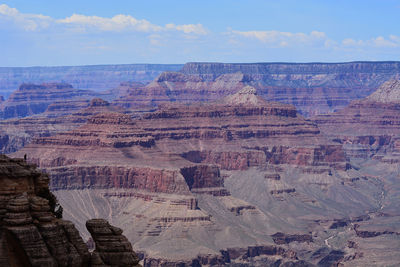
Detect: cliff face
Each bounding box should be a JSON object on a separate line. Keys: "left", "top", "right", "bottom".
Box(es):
{"left": 0, "top": 154, "right": 140, "bottom": 267}
{"left": 116, "top": 61, "right": 400, "bottom": 116}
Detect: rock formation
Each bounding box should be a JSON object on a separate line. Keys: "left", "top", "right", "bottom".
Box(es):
{"left": 86, "top": 219, "right": 140, "bottom": 266}
{"left": 0, "top": 154, "right": 140, "bottom": 267}
{"left": 114, "top": 61, "right": 400, "bottom": 116}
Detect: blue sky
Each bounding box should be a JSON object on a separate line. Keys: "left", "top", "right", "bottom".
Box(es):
{"left": 1, "top": 0, "right": 400, "bottom": 66}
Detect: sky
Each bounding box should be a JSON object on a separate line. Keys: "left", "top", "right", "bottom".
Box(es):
{"left": 1, "top": 0, "right": 400, "bottom": 66}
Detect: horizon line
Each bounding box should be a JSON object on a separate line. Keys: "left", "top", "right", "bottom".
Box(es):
{"left": 1, "top": 60, "right": 400, "bottom": 69}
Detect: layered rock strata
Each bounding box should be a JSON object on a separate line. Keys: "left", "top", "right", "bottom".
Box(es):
{"left": 86, "top": 219, "right": 140, "bottom": 266}
{"left": 16, "top": 87, "right": 348, "bottom": 189}
{"left": 10, "top": 87, "right": 390, "bottom": 265}
{"left": 0, "top": 154, "right": 140, "bottom": 267}
{"left": 115, "top": 61, "right": 400, "bottom": 116}
{"left": 0, "top": 98, "right": 127, "bottom": 154}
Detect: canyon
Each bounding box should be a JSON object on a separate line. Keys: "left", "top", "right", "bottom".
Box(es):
{"left": 7, "top": 84, "right": 399, "bottom": 266}
{"left": 0, "top": 62, "right": 399, "bottom": 266}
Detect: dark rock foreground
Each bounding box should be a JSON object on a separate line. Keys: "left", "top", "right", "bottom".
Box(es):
{"left": 0, "top": 154, "right": 140, "bottom": 267}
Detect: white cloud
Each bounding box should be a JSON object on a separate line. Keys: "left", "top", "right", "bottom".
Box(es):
{"left": 310, "top": 31, "right": 326, "bottom": 39}
{"left": 0, "top": 4, "right": 20, "bottom": 17}
{"left": 372, "top": 36, "right": 398, "bottom": 47}
{"left": 58, "top": 14, "right": 162, "bottom": 32}
{"left": 0, "top": 4, "right": 207, "bottom": 35}
{"left": 0, "top": 4, "right": 52, "bottom": 31}
{"left": 342, "top": 38, "right": 364, "bottom": 46}
{"left": 166, "top": 23, "right": 207, "bottom": 35}
{"left": 230, "top": 29, "right": 326, "bottom": 47}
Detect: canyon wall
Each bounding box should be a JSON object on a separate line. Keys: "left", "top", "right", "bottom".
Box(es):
{"left": 116, "top": 61, "right": 400, "bottom": 116}
{"left": 3, "top": 61, "right": 400, "bottom": 118}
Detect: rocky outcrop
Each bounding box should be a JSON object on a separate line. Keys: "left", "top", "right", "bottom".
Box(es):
{"left": 0, "top": 155, "right": 89, "bottom": 266}
{"left": 86, "top": 219, "right": 140, "bottom": 266}
{"left": 115, "top": 61, "right": 400, "bottom": 116}
{"left": 0, "top": 154, "right": 140, "bottom": 267}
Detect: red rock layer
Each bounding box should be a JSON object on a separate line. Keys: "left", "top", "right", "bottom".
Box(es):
{"left": 0, "top": 98, "right": 127, "bottom": 154}
{"left": 13, "top": 87, "right": 348, "bottom": 196}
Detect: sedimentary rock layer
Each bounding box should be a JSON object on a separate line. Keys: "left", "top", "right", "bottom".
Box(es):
{"left": 0, "top": 98, "right": 126, "bottom": 154}
{"left": 115, "top": 61, "right": 400, "bottom": 116}
{"left": 0, "top": 154, "right": 140, "bottom": 267}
